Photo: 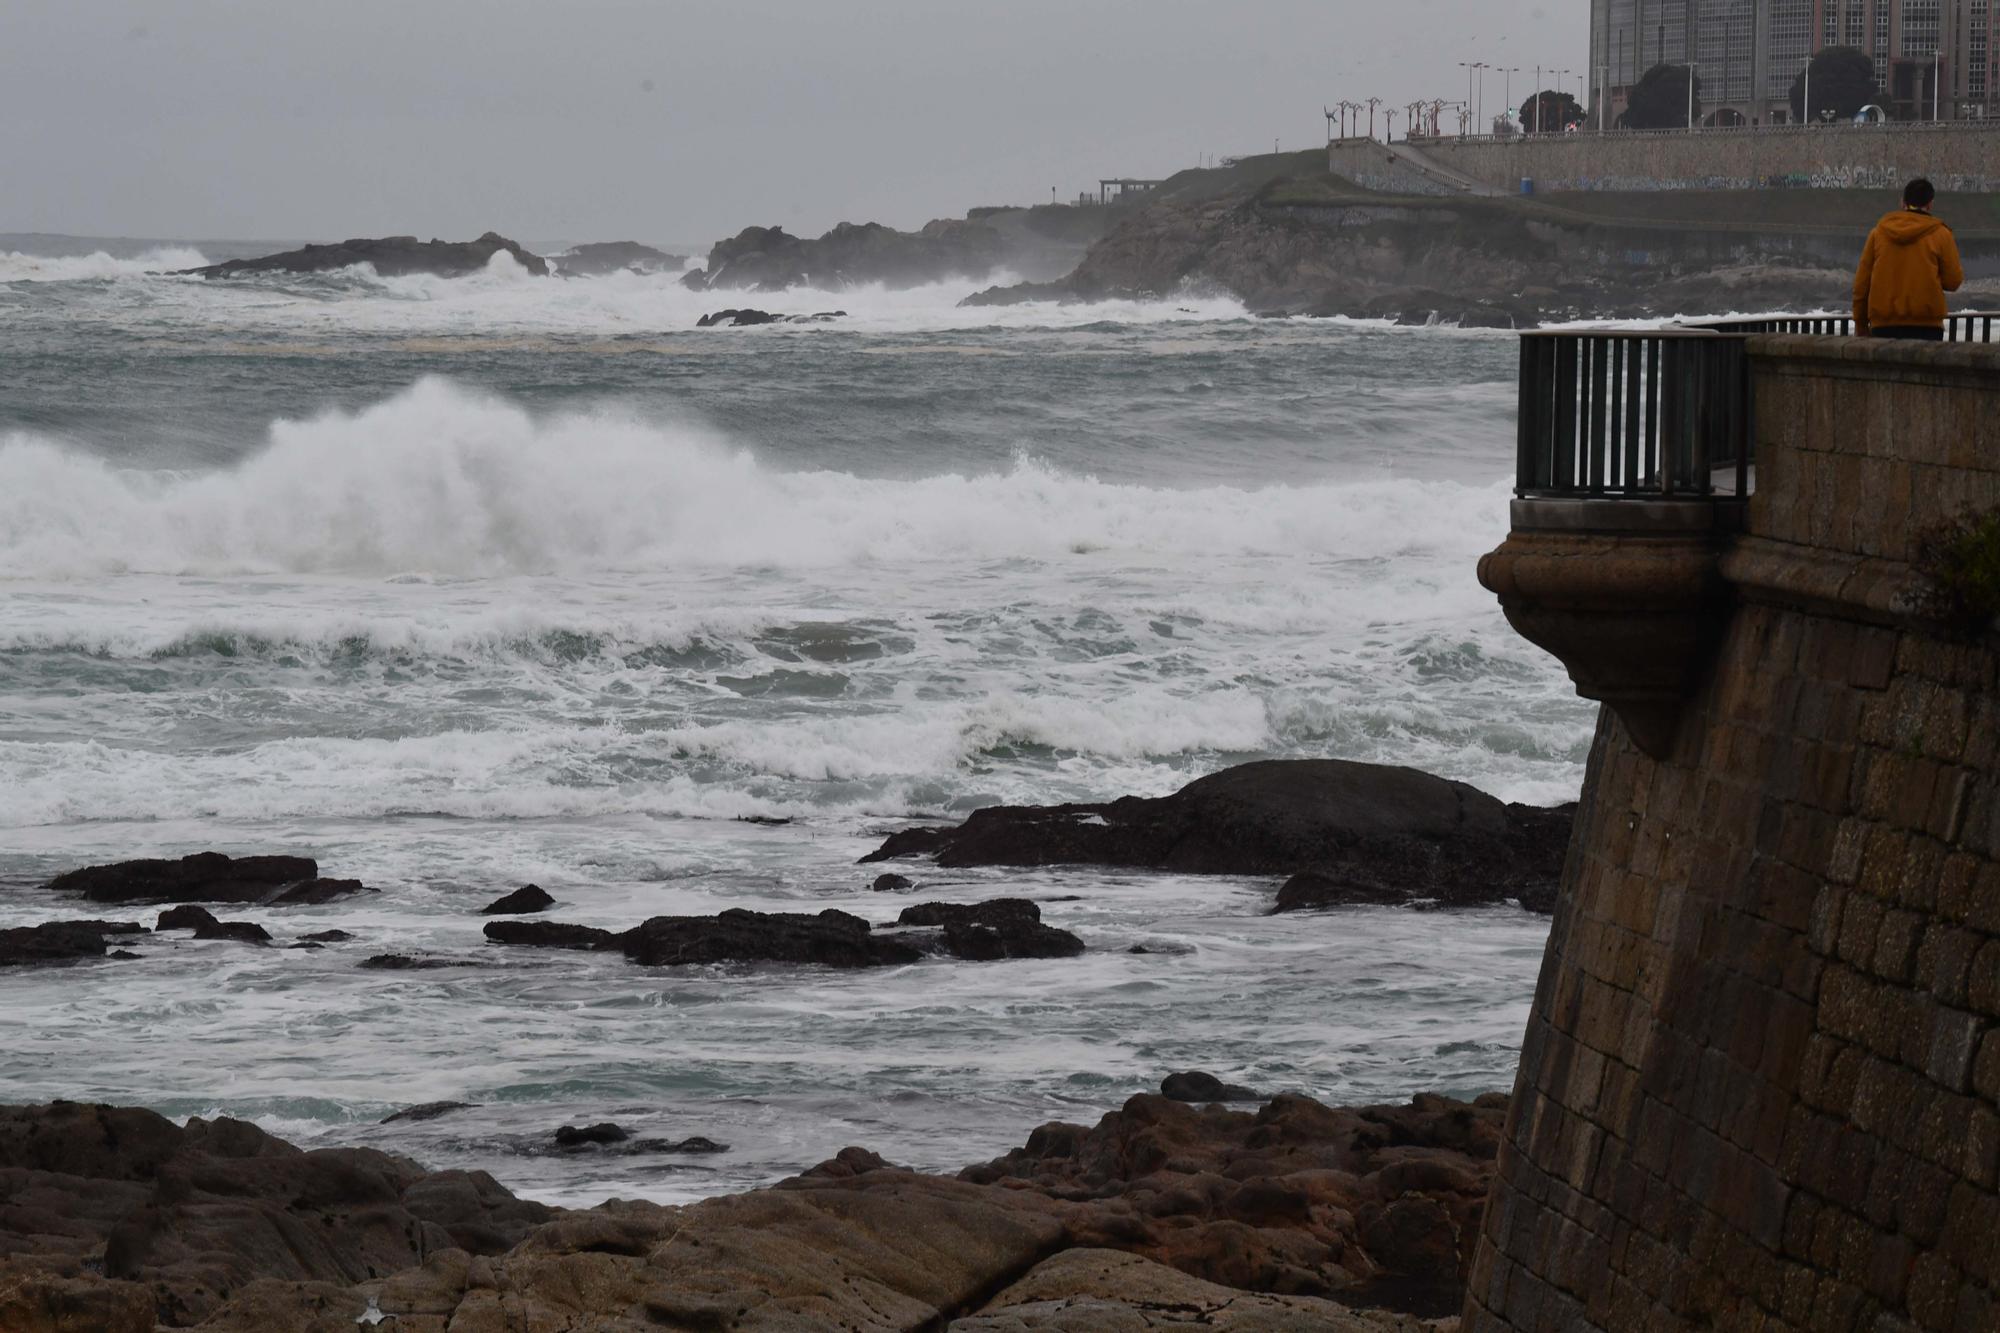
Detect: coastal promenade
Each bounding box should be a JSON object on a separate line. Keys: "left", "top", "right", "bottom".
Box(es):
{"left": 1470, "top": 331, "right": 2000, "bottom": 1329}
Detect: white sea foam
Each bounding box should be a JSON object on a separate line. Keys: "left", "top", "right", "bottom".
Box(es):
{"left": 0, "top": 377, "right": 1509, "bottom": 579}
{"left": 0, "top": 247, "right": 209, "bottom": 282}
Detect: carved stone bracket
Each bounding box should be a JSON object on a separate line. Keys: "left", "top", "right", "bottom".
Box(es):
{"left": 1478, "top": 505, "right": 1735, "bottom": 759}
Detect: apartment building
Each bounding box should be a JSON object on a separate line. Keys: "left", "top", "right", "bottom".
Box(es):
{"left": 1589, "top": 0, "right": 1999, "bottom": 124}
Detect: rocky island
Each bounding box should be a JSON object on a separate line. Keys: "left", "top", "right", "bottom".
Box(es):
{"left": 183, "top": 232, "right": 548, "bottom": 279}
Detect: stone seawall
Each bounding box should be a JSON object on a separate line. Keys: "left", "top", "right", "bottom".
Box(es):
{"left": 1466, "top": 338, "right": 2000, "bottom": 1330}
{"left": 1364, "top": 124, "right": 2000, "bottom": 194}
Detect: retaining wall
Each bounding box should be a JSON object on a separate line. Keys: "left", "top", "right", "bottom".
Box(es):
{"left": 1464, "top": 338, "right": 2000, "bottom": 1331}
{"left": 1386, "top": 125, "right": 2000, "bottom": 193}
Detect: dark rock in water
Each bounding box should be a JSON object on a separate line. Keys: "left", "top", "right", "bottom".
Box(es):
{"left": 1271, "top": 872, "right": 1410, "bottom": 913}
{"left": 862, "top": 759, "right": 1570, "bottom": 909}
{"left": 959, "top": 278, "right": 1073, "bottom": 307}
{"left": 554, "top": 1122, "right": 629, "bottom": 1147}
{"left": 696, "top": 307, "right": 782, "bottom": 327}
{"left": 184, "top": 231, "right": 548, "bottom": 279}
{"left": 1127, "top": 944, "right": 1152, "bottom": 954}
{"left": 154, "top": 904, "right": 271, "bottom": 944}
{"left": 47, "top": 852, "right": 319, "bottom": 906}
{"left": 0, "top": 1100, "right": 549, "bottom": 1326}
{"left": 300, "top": 928, "right": 353, "bottom": 942}
{"left": 483, "top": 920, "right": 617, "bottom": 950}
{"left": 481, "top": 884, "right": 555, "bottom": 915}
{"left": 694, "top": 219, "right": 1007, "bottom": 293}
{"left": 549, "top": 240, "right": 687, "bottom": 277}
{"left": 1160, "top": 1070, "right": 1259, "bottom": 1103}
{"left": 620, "top": 907, "right": 922, "bottom": 969}
{"left": 289, "top": 941, "right": 323, "bottom": 950}
{"left": 896, "top": 899, "right": 1041, "bottom": 930}
{"left": 870, "top": 872, "right": 913, "bottom": 892}
{"left": 263, "top": 876, "right": 374, "bottom": 906}
{"left": 382, "top": 1101, "right": 476, "bottom": 1125}
{"left": 937, "top": 919, "right": 1086, "bottom": 961}
{"left": 653, "top": 1135, "right": 728, "bottom": 1154}
{"left": 737, "top": 814, "right": 793, "bottom": 826}
{"left": 359, "top": 954, "right": 456, "bottom": 970}
{"left": 108, "top": 949, "right": 143, "bottom": 960}
{"left": 0, "top": 920, "right": 137, "bottom": 968}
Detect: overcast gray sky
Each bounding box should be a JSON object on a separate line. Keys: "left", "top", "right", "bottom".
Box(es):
{"left": 4, "top": 0, "right": 1577, "bottom": 248}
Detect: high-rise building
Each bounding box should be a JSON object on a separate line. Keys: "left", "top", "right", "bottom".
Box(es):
{"left": 1588, "top": 0, "right": 2000, "bottom": 124}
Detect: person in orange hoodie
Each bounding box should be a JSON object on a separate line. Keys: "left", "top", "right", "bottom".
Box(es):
{"left": 1853, "top": 178, "right": 1964, "bottom": 340}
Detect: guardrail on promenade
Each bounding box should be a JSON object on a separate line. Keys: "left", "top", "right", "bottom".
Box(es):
{"left": 1516, "top": 313, "right": 1999, "bottom": 501}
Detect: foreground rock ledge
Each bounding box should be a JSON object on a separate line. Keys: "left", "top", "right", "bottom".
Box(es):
{"left": 0, "top": 1089, "right": 1493, "bottom": 1330}
{"left": 865, "top": 758, "right": 1570, "bottom": 910}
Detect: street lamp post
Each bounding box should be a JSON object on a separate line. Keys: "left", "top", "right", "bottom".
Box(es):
{"left": 1687, "top": 62, "right": 1697, "bottom": 129}
{"left": 1501, "top": 67, "right": 1519, "bottom": 132}
{"left": 1366, "top": 96, "right": 1383, "bottom": 139}
{"left": 1385, "top": 108, "right": 1399, "bottom": 141}
{"left": 1533, "top": 65, "right": 1542, "bottom": 132}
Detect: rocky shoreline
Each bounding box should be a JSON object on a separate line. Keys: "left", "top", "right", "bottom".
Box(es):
{"left": 0, "top": 1082, "right": 1499, "bottom": 1331}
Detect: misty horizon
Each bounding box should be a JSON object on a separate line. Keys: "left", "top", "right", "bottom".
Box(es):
{"left": 7, "top": 0, "right": 1575, "bottom": 246}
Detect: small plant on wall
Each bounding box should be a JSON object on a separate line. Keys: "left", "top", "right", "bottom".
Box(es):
{"left": 1911, "top": 510, "right": 2000, "bottom": 633}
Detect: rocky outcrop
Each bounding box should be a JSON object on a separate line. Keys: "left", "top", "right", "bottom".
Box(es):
{"left": 184, "top": 232, "right": 548, "bottom": 280}
{"left": 0, "top": 920, "right": 145, "bottom": 968}
{"left": 46, "top": 853, "right": 375, "bottom": 908}
{"left": 479, "top": 885, "right": 553, "bottom": 915}
{"left": 1, "top": 1087, "right": 1492, "bottom": 1329}
{"left": 684, "top": 219, "right": 1008, "bottom": 292}
{"left": 958, "top": 167, "right": 1959, "bottom": 324}
{"left": 865, "top": 759, "right": 1571, "bottom": 908}
{"left": 961, "top": 1091, "right": 1504, "bottom": 1314}
{"left": 546, "top": 241, "right": 686, "bottom": 277}
{"left": 0, "top": 1101, "right": 548, "bottom": 1328}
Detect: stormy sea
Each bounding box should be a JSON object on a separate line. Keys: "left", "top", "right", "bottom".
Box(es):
{"left": 0, "top": 241, "right": 1592, "bottom": 1206}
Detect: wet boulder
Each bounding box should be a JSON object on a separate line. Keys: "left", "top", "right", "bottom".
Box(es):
{"left": 618, "top": 907, "right": 922, "bottom": 969}
{"left": 47, "top": 852, "right": 318, "bottom": 906}
{"left": 0, "top": 920, "right": 144, "bottom": 968}
{"left": 864, "top": 759, "right": 1571, "bottom": 908}
{"left": 480, "top": 884, "right": 555, "bottom": 915}
{"left": 154, "top": 905, "right": 271, "bottom": 945}
{"left": 1160, "top": 1070, "right": 1260, "bottom": 1103}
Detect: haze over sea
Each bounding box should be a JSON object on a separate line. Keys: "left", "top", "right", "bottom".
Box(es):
{"left": 0, "top": 244, "right": 1592, "bottom": 1205}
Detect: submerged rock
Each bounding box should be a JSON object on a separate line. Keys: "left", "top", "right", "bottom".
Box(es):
{"left": 185, "top": 231, "right": 548, "bottom": 279}
{"left": 358, "top": 954, "right": 458, "bottom": 970}
{"left": 154, "top": 905, "right": 271, "bottom": 944}
{"left": 864, "top": 759, "right": 1571, "bottom": 908}
{"left": 298, "top": 929, "right": 353, "bottom": 943}
{"left": 480, "top": 884, "right": 555, "bottom": 915}
{"left": 1160, "top": 1070, "right": 1260, "bottom": 1102}
{"left": 381, "top": 1101, "right": 477, "bottom": 1125}
{"left": 1272, "top": 871, "right": 1410, "bottom": 913}
{"left": 554, "top": 1122, "right": 628, "bottom": 1147}
{"left": 870, "top": 872, "right": 914, "bottom": 892}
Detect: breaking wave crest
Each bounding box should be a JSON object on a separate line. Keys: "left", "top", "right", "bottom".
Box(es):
{"left": 0, "top": 377, "right": 1506, "bottom": 578}
{"left": 0, "top": 247, "right": 209, "bottom": 283}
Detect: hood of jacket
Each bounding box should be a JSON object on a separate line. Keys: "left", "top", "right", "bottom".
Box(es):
{"left": 1876, "top": 209, "right": 1948, "bottom": 245}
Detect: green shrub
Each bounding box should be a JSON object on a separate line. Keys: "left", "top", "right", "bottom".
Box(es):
{"left": 1912, "top": 510, "right": 2000, "bottom": 632}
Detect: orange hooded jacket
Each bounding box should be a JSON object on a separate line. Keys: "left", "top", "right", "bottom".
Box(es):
{"left": 1852, "top": 208, "right": 1964, "bottom": 333}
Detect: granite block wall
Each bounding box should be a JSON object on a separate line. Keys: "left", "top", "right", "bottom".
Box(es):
{"left": 1404, "top": 124, "right": 2000, "bottom": 194}
{"left": 1464, "top": 338, "right": 2000, "bottom": 1331}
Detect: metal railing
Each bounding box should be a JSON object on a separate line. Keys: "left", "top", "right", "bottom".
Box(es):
{"left": 1700, "top": 312, "right": 1997, "bottom": 340}
{"left": 1518, "top": 329, "right": 1750, "bottom": 499}
{"left": 1517, "top": 312, "right": 2000, "bottom": 501}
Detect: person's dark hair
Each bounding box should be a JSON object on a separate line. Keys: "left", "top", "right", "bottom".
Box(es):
{"left": 1904, "top": 178, "right": 1936, "bottom": 209}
